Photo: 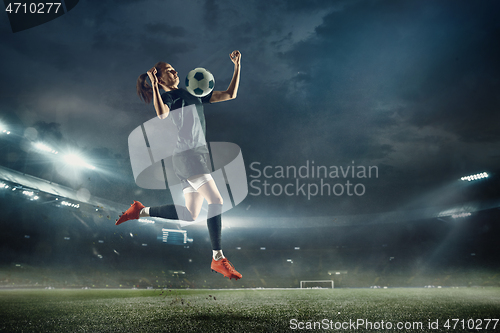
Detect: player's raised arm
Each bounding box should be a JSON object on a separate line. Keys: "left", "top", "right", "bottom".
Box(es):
{"left": 147, "top": 67, "right": 170, "bottom": 119}
{"left": 210, "top": 50, "right": 241, "bottom": 103}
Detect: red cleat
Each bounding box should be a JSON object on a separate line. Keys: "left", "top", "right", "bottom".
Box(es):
{"left": 211, "top": 258, "right": 242, "bottom": 280}
{"left": 115, "top": 201, "right": 145, "bottom": 225}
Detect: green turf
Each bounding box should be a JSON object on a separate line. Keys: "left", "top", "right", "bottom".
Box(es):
{"left": 0, "top": 288, "right": 499, "bottom": 332}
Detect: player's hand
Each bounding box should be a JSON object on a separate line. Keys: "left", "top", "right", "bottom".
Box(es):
{"left": 147, "top": 67, "right": 158, "bottom": 86}
{"left": 230, "top": 50, "right": 241, "bottom": 66}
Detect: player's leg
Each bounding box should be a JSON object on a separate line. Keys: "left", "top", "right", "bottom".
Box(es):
{"left": 195, "top": 177, "right": 223, "bottom": 205}
{"left": 145, "top": 182, "right": 200, "bottom": 222}
{"left": 116, "top": 181, "right": 198, "bottom": 225}
{"left": 116, "top": 200, "right": 195, "bottom": 224}
{"left": 132, "top": 177, "right": 215, "bottom": 223}
{"left": 194, "top": 177, "right": 242, "bottom": 280}
{"left": 192, "top": 177, "right": 224, "bottom": 257}
{"left": 183, "top": 189, "right": 205, "bottom": 220}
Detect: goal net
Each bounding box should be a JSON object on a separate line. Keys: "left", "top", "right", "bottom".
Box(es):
{"left": 299, "top": 280, "right": 334, "bottom": 289}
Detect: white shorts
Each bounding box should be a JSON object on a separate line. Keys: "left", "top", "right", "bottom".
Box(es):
{"left": 182, "top": 174, "right": 214, "bottom": 193}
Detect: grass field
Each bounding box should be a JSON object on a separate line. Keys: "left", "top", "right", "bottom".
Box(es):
{"left": 1, "top": 288, "right": 499, "bottom": 332}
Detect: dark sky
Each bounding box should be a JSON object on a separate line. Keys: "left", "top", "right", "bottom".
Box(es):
{"left": 1, "top": 0, "right": 499, "bottom": 223}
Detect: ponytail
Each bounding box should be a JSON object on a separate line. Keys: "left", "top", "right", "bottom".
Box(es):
{"left": 136, "top": 62, "right": 169, "bottom": 104}
{"left": 136, "top": 73, "right": 153, "bottom": 104}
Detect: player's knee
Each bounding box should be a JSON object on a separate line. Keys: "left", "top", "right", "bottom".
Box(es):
{"left": 189, "top": 210, "right": 199, "bottom": 220}
{"left": 177, "top": 205, "right": 195, "bottom": 222}
{"left": 209, "top": 196, "right": 223, "bottom": 205}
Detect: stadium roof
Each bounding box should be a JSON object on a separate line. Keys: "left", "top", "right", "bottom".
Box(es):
{"left": 1, "top": 164, "right": 498, "bottom": 228}
{"left": 0, "top": 164, "right": 127, "bottom": 214}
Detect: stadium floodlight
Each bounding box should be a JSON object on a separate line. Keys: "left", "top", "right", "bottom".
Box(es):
{"left": 63, "top": 153, "right": 96, "bottom": 170}
{"left": 0, "top": 122, "right": 10, "bottom": 135}
{"left": 61, "top": 201, "right": 80, "bottom": 208}
{"left": 460, "top": 172, "right": 489, "bottom": 182}
{"left": 452, "top": 212, "right": 471, "bottom": 218}
{"left": 33, "top": 142, "right": 58, "bottom": 155}
{"left": 138, "top": 218, "right": 155, "bottom": 224}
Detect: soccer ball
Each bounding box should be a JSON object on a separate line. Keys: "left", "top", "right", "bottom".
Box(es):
{"left": 185, "top": 68, "right": 215, "bottom": 97}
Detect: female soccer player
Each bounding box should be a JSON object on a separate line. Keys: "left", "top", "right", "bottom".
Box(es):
{"left": 116, "top": 50, "right": 242, "bottom": 280}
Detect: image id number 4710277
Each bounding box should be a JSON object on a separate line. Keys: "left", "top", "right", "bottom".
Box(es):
{"left": 5, "top": 2, "right": 62, "bottom": 14}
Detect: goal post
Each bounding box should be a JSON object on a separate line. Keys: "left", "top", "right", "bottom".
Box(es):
{"left": 300, "top": 280, "right": 334, "bottom": 289}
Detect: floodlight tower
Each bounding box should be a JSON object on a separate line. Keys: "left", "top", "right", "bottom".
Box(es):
{"left": 452, "top": 171, "right": 493, "bottom": 218}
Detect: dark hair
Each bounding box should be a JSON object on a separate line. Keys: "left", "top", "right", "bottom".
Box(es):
{"left": 136, "top": 73, "right": 152, "bottom": 104}
{"left": 136, "top": 61, "right": 168, "bottom": 104}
